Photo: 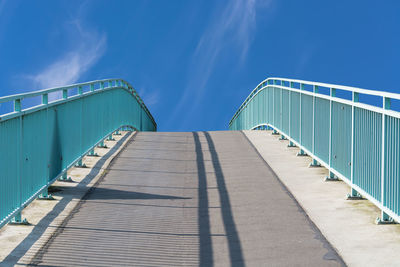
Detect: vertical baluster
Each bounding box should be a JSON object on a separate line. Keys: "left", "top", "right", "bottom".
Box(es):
{"left": 377, "top": 97, "right": 394, "bottom": 223}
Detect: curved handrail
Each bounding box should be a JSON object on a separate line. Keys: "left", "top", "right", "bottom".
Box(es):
{"left": 229, "top": 77, "right": 400, "bottom": 223}
{"left": 0, "top": 78, "right": 156, "bottom": 129}
{"left": 229, "top": 77, "right": 399, "bottom": 127}
{"left": 0, "top": 78, "right": 156, "bottom": 228}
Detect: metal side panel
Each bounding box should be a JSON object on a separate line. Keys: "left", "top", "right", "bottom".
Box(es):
{"left": 290, "top": 91, "right": 300, "bottom": 142}
{"left": 384, "top": 116, "right": 400, "bottom": 215}
{"left": 301, "top": 94, "right": 313, "bottom": 151}
{"left": 314, "top": 98, "right": 330, "bottom": 163}
{"left": 353, "top": 108, "right": 382, "bottom": 201}
{"left": 331, "top": 102, "right": 352, "bottom": 178}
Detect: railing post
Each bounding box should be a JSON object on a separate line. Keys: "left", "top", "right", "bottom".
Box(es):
{"left": 377, "top": 97, "right": 393, "bottom": 223}
{"left": 288, "top": 82, "right": 296, "bottom": 147}
{"left": 75, "top": 158, "right": 87, "bottom": 168}
{"left": 347, "top": 91, "right": 362, "bottom": 199}
{"left": 42, "top": 94, "right": 48, "bottom": 105}
{"left": 39, "top": 92, "right": 55, "bottom": 200}
{"left": 63, "top": 89, "right": 68, "bottom": 99}
{"left": 90, "top": 84, "right": 94, "bottom": 92}
{"left": 14, "top": 99, "right": 21, "bottom": 112}
{"left": 108, "top": 81, "right": 112, "bottom": 88}
{"left": 88, "top": 148, "right": 98, "bottom": 157}
{"left": 98, "top": 140, "right": 107, "bottom": 148}
{"left": 58, "top": 172, "right": 73, "bottom": 182}
{"left": 326, "top": 88, "right": 335, "bottom": 180}
{"left": 271, "top": 80, "right": 279, "bottom": 135}
{"left": 297, "top": 84, "right": 306, "bottom": 156}
{"left": 310, "top": 85, "right": 320, "bottom": 166}
{"left": 11, "top": 99, "right": 29, "bottom": 224}
{"left": 78, "top": 86, "right": 83, "bottom": 95}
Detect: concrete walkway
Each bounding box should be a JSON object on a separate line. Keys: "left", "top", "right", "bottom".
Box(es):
{"left": 245, "top": 130, "right": 400, "bottom": 267}
{"left": 27, "top": 131, "right": 344, "bottom": 266}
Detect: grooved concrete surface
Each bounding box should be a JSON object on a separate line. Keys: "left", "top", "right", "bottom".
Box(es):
{"left": 29, "top": 131, "right": 344, "bottom": 266}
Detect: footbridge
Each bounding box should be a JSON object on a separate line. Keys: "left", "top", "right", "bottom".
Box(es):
{"left": 1, "top": 77, "right": 400, "bottom": 266}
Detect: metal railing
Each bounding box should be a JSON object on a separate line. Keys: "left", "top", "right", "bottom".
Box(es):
{"left": 229, "top": 77, "right": 400, "bottom": 223}
{"left": 0, "top": 79, "right": 156, "bottom": 228}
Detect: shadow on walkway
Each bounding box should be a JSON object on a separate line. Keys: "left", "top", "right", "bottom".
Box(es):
{"left": 204, "top": 132, "right": 244, "bottom": 267}
{"left": 193, "top": 132, "right": 244, "bottom": 267}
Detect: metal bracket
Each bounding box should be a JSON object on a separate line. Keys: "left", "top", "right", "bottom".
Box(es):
{"left": 279, "top": 135, "right": 287, "bottom": 140}
{"left": 325, "top": 172, "right": 340, "bottom": 182}
{"left": 309, "top": 159, "right": 321, "bottom": 167}
{"left": 271, "top": 130, "right": 279, "bottom": 135}
{"left": 97, "top": 141, "right": 108, "bottom": 149}
{"left": 287, "top": 141, "right": 296, "bottom": 147}
{"left": 75, "top": 159, "right": 87, "bottom": 168}
{"left": 376, "top": 212, "right": 397, "bottom": 225}
{"left": 296, "top": 149, "right": 307, "bottom": 156}
{"left": 346, "top": 189, "right": 364, "bottom": 200}
{"left": 9, "top": 213, "right": 30, "bottom": 225}
{"left": 88, "top": 149, "right": 99, "bottom": 157}
{"left": 38, "top": 193, "right": 55, "bottom": 200}
{"left": 58, "top": 173, "right": 73, "bottom": 183}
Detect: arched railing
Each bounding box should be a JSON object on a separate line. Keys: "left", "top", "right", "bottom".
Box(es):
{"left": 0, "top": 79, "right": 156, "bottom": 227}
{"left": 230, "top": 77, "right": 400, "bottom": 224}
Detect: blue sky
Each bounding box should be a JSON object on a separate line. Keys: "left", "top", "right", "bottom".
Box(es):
{"left": 0, "top": 0, "right": 399, "bottom": 131}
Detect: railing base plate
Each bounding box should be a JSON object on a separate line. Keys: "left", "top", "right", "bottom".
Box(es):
{"left": 346, "top": 193, "right": 364, "bottom": 200}
{"left": 38, "top": 194, "right": 55, "bottom": 200}
{"left": 9, "top": 218, "right": 30, "bottom": 226}
{"left": 58, "top": 177, "right": 74, "bottom": 183}
{"left": 325, "top": 176, "right": 340, "bottom": 182}
{"left": 375, "top": 217, "right": 397, "bottom": 225}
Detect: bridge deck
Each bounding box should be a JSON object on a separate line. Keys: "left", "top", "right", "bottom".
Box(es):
{"left": 29, "top": 131, "right": 343, "bottom": 266}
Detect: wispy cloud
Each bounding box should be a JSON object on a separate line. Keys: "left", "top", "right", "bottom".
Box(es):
{"left": 26, "top": 21, "right": 106, "bottom": 89}
{"left": 0, "top": 0, "right": 6, "bottom": 15}
{"left": 138, "top": 87, "right": 160, "bottom": 107}
{"left": 167, "top": 0, "right": 274, "bottom": 129}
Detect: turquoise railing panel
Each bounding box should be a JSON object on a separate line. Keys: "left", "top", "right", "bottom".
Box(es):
{"left": 353, "top": 108, "right": 382, "bottom": 200}
{"left": 0, "top": 79, "right": 156, "bottom": 228}
{"left": 282, "top": 90, "right": 290, "bottom": 134}
{"left": 300, "top": 94, "right": 313, "bottom": 151}
{"left": 314, "top": 98, "right": 330, "bottom": 163}
{"left": 289, "top": 91, "right": 300, "bottom": 141}
{"left": 331, "top": 102, "right": 352, "bottom": 178}
{"left": 384, "top": 116, "right": 400, "bottom": 214}
{"left": 229, "top": 77, "right": 400, "bottom": 222}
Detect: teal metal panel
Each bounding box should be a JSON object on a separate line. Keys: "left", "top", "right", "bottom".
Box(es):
{"left": 314, "top": 98, "right": 330, "bottom": 163}
{"left": 0, "top": 119, "right": 20, "bottom": 222}
{"left": 273, "top": 87, "right": 281, "bottom": 128}
{"left": 0, "top": 79, "right": 156, "bottom": 228}
{"left": 290, "top": 91, "right": 300, "bottom": 142}
{"left": 384, "top": 116, "right": 400, "bottom": 215}
{"left": 261, "top": 89, "right": 266, "bottom": 124}
{"left": 21, "top": 110, "right": 49, "bottom": 198}
{"left": 268, "top": 87, "right": 273, "bottom": 124}
{"left": 229, "top": 77, "right": 400, "bottom": 222}
{"left": 331, "top": 102, "right": 352, "bottom": 178}
{"left": 301, "top": 94, "right": 313, "bottom": 150}
{"left": 353, "top": 108, "right": 382, "bottom": 200}
{"left": 281, "top": 90, "right": 289, "bottom": 133}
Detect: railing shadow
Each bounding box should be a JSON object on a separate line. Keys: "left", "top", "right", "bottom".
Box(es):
{"left": 193, "top": 132, "right": 214, "bottom": 266}
{"left": 204, "top": 131, "right": 245, "bottom": 267}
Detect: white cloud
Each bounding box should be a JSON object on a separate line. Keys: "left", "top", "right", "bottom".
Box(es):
{"left": 167, "top": 0, "right": 274, "bottom": 129}
{"left": 0, "top": 0, "right": 6, "bottom": 15}
{"left": 26, "top": 20, "right": 106, "bottom": 89}
{"left": 138, "top": 87, "right": 160, "bottom": 107}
